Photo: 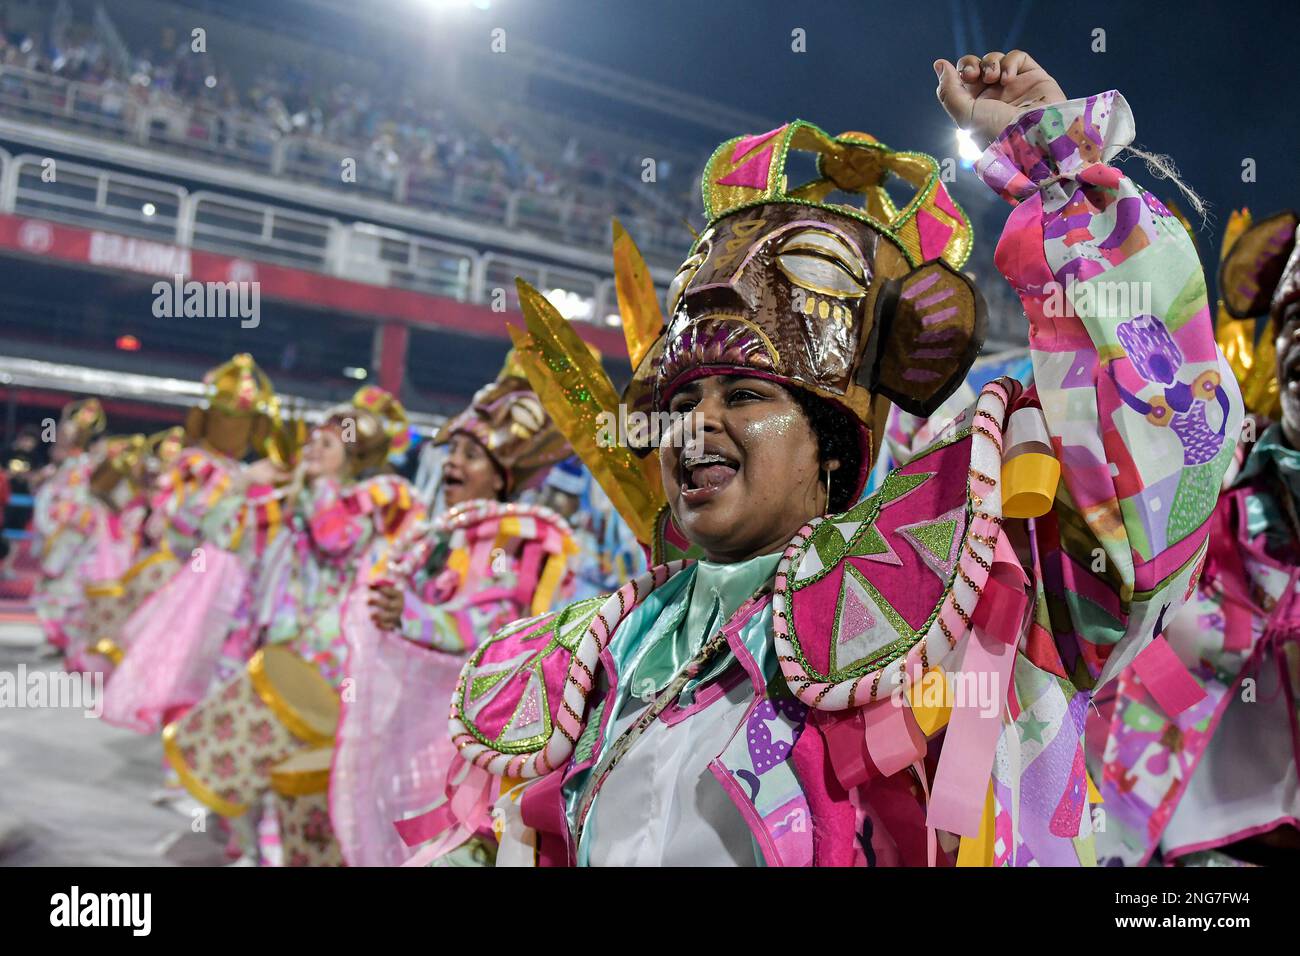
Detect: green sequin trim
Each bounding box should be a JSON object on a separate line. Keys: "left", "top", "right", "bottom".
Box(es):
{"left": 782, "top": 433, "right": 976, "bottom": 684}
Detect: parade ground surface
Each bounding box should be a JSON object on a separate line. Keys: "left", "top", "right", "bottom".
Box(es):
{"left": 0, "top": 603, "right": 227, "bottom": 867}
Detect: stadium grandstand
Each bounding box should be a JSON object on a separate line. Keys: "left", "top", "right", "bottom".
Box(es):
{"left": 0, "top": 0, "right": 1024, "bottom": 543}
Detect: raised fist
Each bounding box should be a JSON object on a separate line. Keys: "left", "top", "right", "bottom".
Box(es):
{"left": 934, "top": 50, "right": 1067, "bottom": 149}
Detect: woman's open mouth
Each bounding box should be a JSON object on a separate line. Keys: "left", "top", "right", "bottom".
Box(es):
{"left": 679, "top": 449, "right": 739, "bottom": 505}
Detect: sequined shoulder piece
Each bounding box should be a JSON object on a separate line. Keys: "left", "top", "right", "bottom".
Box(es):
{"left": 449, "top": 560, "right": 690, "bottom": 777}
{"left": 773, "top": 380, "right": 1015, "bottom": 710}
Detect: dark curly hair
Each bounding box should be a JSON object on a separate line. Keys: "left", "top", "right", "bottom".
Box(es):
{"left": 790, "top": 387, "right": 866, "bottom": 514}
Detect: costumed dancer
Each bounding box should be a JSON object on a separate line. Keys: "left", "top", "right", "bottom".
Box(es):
{"left": 1093, "top": 209, "right": 1300, "bottom": 865}
{"left": 336, "top": 355, "right": 578, "bottom": 866}
{"left": 61, "top": 432, "right": 152, "bottom": 675}
{"left": 101, "top": 354, "right": 285, "bottom": 734}
{"left": 160, "top": 386, "right": 420, "bottom": 865}
{"left": 30, "top": 398, "right": 108, "bottom": 660}
{"left": 83, "top": 427, "right": 190, "bottom": 671}
{"left": 402, "top": 50, "right": 1243, "bottom": 867}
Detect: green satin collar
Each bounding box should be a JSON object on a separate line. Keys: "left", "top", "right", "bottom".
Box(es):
{"left": 627, "top": 551, "right": 782, "bottom": 699}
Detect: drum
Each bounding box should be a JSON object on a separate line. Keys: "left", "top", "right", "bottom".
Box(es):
{"left": 271, "top": 747, "right": 344, "bottom": 867}
{"left": 162, "top": 644, "right": 340, "bottom": 817}
{"left": 86, "top": 548, "right": 181, "bottom": 664}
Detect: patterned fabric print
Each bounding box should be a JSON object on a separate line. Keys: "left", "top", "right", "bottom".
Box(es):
{"left": 31, "top": 456, "right": 101, "bottom": 647}
{"left": 978, "top": 92, "right": 1243, "bottom": 693}
{"left": 781, "top": 435, "right": 971, "bottom": 694}
{"left": 775, "top": 381, "right": 1010, "bottom": 710}
{"left": 993, "top": 659, "right": 1094, "bottom": 866}
{"left": 275, "top": 789, "right": 345, "bottom": 867}
{"left": 267, "top": 475, "right": 423, "bottom": 688}
{"left": 95, "top": 551, "right": 181, "bottom": 656}
{"left": 453, "top": 594, "right": 612, "bottom": 774}
{"left": 165, "top": 667, "right": 313, "bottom": 815}
{"left": 431, "top": 92, "right": 1239, "bottom": 868}
{"left": 450, "top": 563, "right": 688, "bottom": 778}
{"left": 715, "top": 673, "right": 812, "bottom": 866}
{"left": 399, "top": 501, "right": 576, "bottom": 656}
{"left": 1095, "top": 466, "right": 1296, "bottom": 865}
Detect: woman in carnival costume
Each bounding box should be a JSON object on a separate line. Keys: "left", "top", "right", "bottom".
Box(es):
{"left": 82, "top": 427, "right": 190, "bottom": 672}
{"left": 1093, "top": 209, "right": 1300, "bottom": 866}
{"left": 341, "top": 354, "right": 580, "bottom": 866}
{"left": 101, "top": 353, "right": 288, "bottom": 734}
{"left": 403, "top": 50, "right": 1243, "bottom": 867}
{"left": 30, "top": 398, "right": 109, "bottom": 660}
{"left": 162, "top": 385, "right": 422, "bottom": 865}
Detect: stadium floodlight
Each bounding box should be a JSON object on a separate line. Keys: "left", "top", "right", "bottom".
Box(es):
{"left": 955, "top": 128, "right": 982, "bottom": 163}
{"left": 546, "top": 288, "right": 594, "bottom": 323}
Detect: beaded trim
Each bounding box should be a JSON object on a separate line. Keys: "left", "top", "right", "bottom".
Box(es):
{"left": 448, "top": 559, "right": 692, "bottom": 778}
{"left": 771, "top": 378, "right": 1015, "bottom": 710}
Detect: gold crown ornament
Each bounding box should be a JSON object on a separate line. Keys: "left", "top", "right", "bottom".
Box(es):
{"left": 184, "top": 353, "right": 279, "bottom": 459}
{"left": 320, "top": 385, "right": 411, "bottom": 476}
{"left": 149, "top": 426, "right": 188, "bottom": 466}
{"left": 509, "top": 120, "right": 986, "bottom": 560}
{"left": 59, "top": 398, "right": 108, "bottom": 448}
{"left": 435, "top": 350, "right": 571, "bottom": 496}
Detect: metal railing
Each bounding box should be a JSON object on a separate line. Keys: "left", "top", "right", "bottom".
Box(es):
{"left": 0, "top": 65, "right": 691, "bottom": 263}
{"left": 0, "top": 150, "right": 669, "bottom": 326}
{"left": 8, "top": 153, "right": 183, "bottom": 241}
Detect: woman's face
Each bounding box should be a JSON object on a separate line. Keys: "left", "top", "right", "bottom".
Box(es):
{"left": 442, "top": 433, "right": 504, "bottom": 506}
{"left": 303, "top": 426, "right": 347, "bottom": 480}
{"left": 661, "top": 375, "right": 836, "bottom": 563}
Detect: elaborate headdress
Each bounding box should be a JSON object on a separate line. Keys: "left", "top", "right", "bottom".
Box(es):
{"left": 148, "top": 426, "right": 188, "bottom": 469}
{"left": 435, "top": 351, "right": 570, "bottom": 495}
{"left": 1217, "top": 209, "right": 1300, "bottom": 418}
{"left": 509, "top": 120, "right": 986, "bottom": 559}
{"left": 322, "top": 385, "right": 412, "bottom": 476}
{"left": 184, "top": 353, "right": 278, "bottom": 454}
{"left": 60, "top": 397, "right": 108, "bottom": 447}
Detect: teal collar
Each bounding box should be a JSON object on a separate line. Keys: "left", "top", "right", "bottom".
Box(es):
{"left": 626, "top": 551, "right": 782, "bottom": 700}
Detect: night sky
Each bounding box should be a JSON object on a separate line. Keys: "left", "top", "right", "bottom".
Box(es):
{"left": 208, "top": 0, "right": 1298, "bottom": 308}
{"left": 503, "top": 0, "right": 1298, "bottom": 247}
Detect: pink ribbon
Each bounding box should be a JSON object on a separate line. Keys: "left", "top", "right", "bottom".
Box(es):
{"left": 862, "top": 697, "right": 927, "bottom": 778}
{"left": 1129, "top": 635, "right": 1206, "bottom": 717}
{"left": 393, "top": 757, "right": 493, "bottom": 863}
{"left": 926, "top": 531, "right": 1026, "bottom": 837}
{"left": 520, "top": 770, "right": 574, "bottom": 867}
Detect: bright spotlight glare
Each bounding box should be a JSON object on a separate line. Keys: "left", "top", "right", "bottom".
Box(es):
{"left": 546, "top": 288, "right": 594, "bottom": 322}
{"left": 956, "top": 129, "right": 982, "bottom": 163}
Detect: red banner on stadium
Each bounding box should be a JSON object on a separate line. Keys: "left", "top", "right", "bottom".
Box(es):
{"left": 0, "top": 213, "right": 626, "bottom": 355}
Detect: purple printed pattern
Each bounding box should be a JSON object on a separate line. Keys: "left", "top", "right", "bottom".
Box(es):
{"left": 746, "top": 696, "right": 809, "bottom": 775}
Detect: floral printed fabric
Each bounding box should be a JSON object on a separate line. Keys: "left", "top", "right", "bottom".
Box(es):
{"left": 275, "top": 790, "right": 344, "bottom": 867}
{"left": 168, "top": 667, "right": 312, "bottom": 814}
